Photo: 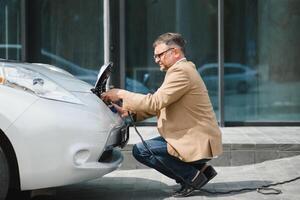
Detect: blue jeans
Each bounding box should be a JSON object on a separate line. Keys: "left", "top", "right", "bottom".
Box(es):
{"left": 132, "top": 136, "right": 209, "bottom": 184}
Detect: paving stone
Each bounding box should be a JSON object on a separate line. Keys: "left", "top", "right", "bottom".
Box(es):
{"left": 231, "top": 144, "right": 256, "bottom": 150}
{"left": 255, "top": 150, "right": 279, "bottom": 163}
{"left": 209, "top": 151, "right": 231, "bottom": 166}
{"left": 279, "top": 151, "right": 300, "bottom": 159}
{"left": 278, "top": 144, "right": 300, "bottom": 151}
{"left": 231, "top": 150, "right": 255, "bottom": 166}
{"left": 255, "top": 143, "right": 278, "bottom": 150}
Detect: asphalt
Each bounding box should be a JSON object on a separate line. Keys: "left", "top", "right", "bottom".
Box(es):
{"left": 48, "top": 155, "right": 300, "bottom": 200}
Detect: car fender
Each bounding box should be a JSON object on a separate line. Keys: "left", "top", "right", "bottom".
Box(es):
{"left": 0, "top": 86, "right": 38, "bottom": 132}
{"left": 6, "top": 97, "right": 122, "bottom": 190}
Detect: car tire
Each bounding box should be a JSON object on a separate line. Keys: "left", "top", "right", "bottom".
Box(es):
{"left": 0, "top": 146, "right": 9, "bottom": 200}
{"left": 237, "top": 81, "right": 248, "bottom": 93}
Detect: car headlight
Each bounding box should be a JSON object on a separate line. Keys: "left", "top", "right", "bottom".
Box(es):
{"left": 0, "top": 65, "right": 83, "bottom": 104}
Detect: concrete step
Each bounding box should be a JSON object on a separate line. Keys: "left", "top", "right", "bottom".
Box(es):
{"left": 119, "top": 126, "right": 300, "bottom": 170}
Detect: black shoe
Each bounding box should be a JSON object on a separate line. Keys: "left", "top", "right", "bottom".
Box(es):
{"left": 173, "top": 183, "right": 186, "bottom": 195}
{"left": 173, "top": 171, "right": 207, "bottom": 197}
{"left": 190, "top": 170, "right": 208, "bottom": 189}
{"left": 172, "top": 185, "right": 196, "bottom": 197}
{"left": 172, "top": 165, "right": 217, "bottom": 197}
{"left": 202, "top": 165, "right": 217, "bottom": 186}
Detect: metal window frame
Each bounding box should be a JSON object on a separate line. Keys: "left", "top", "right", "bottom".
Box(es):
{"left": 20, "top": 0, "right": 27, "bottom": 61}
{"left": 103, "top": 0, "right": 111, "bottom": 90}
{"left": 103, "top": 0, "right": 110, "bottom": 64}
{"left": 119, "top": 0, "right": 126, "bottom": 89}
{"left": 218, "top": 0, "right": 225, "bottom": 127}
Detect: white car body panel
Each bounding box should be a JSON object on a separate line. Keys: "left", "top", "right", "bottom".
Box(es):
{"left": 0, "top": 86, "right": 38, "bottom": 131}
{"left": 0, "top": 61, "right": 126, "bottom": 191}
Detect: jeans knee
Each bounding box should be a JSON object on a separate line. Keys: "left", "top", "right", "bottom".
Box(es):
{"left": 132, "top": 144, "right": 142, "bottom": 160}
{"left": 132, "top": 143, "right": 149, "bottom": 160}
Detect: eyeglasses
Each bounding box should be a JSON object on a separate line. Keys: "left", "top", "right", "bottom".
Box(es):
{"left": 153, "top": 48, "right": 174, "bottom": 60}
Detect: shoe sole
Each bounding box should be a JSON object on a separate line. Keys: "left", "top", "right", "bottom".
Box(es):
{"left": 172, "top": 187, "right": 197, "bottom": 198}
{"left": 172, "top": 166, "right": 217, "bottom": 197}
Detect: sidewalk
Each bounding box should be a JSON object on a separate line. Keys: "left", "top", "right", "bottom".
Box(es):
{"left": 54, "top": 155, "right": 300, "bottom": 200}
{"left": 121, "top": 126, "right": 300, "bottom": 169}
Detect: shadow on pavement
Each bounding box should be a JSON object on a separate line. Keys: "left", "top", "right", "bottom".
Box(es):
{"left": 197, "top": 180, "right": 273, "bottom": 197}
{"left": 54, "top": 177, "right": 171, "bottom": 200}
{"left": 30, "top": 178, "right": 273, "bottom": 200}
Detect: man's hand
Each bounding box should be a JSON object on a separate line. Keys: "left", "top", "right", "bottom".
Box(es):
{"left": 101, "top": 88, "right": 123, "bottom": 103}
{"left": 111, "top": 103, "right": 129, "bottom": 118}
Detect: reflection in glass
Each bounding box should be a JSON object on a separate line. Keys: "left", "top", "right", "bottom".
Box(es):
{"left": 28, "top": 0, "right": 104, "bottom": 85}
{"left": 126, "top": 0, "right": 219, "bottom": 120}
{"left": 0, "top": 0, "right": 22, "bottom": 60}
{"left": 224, "top": 0, "right": 300, "bottom": 121}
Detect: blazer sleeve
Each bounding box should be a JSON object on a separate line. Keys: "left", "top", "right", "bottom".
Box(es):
{"left": 135, "top": 110, "right": 157, "bottom": 122}
{"left": 119, "top": 67, "right": 190, "bottom": 113}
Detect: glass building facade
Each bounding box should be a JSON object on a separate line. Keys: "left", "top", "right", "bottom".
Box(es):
{"left": 1, "top": 0, "right": 299, "bottom": 125}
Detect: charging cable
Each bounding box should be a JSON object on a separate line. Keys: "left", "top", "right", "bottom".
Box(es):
{"left": 127, "top": 112, "right": 191, "bottom": 187}
{"left": 127, "top": 112, "right": 300, "bottom": 195}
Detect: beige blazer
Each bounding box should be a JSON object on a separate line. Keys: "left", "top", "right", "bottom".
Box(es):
{"left": 120, "top": 60, "right": 223, "bottom": 162}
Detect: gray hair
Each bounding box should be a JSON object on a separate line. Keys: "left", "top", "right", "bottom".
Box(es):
{"left": 153, "top": 32, "right": 186, "bottom": 53}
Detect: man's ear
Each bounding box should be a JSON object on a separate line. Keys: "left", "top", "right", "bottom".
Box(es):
{"left": 174, "top": 48, "right": 183, "bottom": 59}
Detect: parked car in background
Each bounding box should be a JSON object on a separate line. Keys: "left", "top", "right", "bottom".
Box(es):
{"left": 125, "top": 77, "right": 150, "bottom": 94}
{"left": 41, "top": 49, "right": 150, "bottom": 94}
{"left": 198, "top": 63, "right": 258, "bottom": 93}
{"left": 0, "top": 60, "right": 128, "bottom": 199}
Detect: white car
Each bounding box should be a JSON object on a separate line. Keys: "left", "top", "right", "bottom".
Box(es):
{"left": 0, "top": 60, "right": 128, "bottom": 199}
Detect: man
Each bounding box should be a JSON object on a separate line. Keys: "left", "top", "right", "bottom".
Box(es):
{"left": 101, "top": 32, "right": 222, "bottom": 197}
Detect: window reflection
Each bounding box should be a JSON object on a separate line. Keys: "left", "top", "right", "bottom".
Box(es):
{"left": 28, "top": 0, "right": 104, "bottom": 85}
{"left": 3, "top": 0, "right": 298, "bottom": 123}
{"left": 224, "top": 0, "right": 300, "bottom": 121}
{"left": 126, "top": 0, "right": 219, "bottom": 119}
{"left": 0, "top": 0, "right": 22, "bottom": 60}
{"left": 199, "top": 63, "right": 258, "bottom": 94}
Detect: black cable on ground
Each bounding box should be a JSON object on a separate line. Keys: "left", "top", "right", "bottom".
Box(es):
{"left": 128, "top": 113, "right": 300, "bottom": 195}
{"left": 200, "top": 176, "right": 300, "bottom": 195}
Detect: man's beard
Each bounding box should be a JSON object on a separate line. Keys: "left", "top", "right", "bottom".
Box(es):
{"left": 159, "top": 65, "right": 168, "bottom": 72}
{"left": 160, "top": 66, "right": 166, "bottom": 71}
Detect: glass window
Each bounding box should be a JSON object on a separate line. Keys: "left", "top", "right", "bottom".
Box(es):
{"left": 0, "top": 0, "right": 22, "bottom": 60}
{"left": 28, "top": 0, "right": 104, "bottom": 85}
{"left": 125, "top": 0, "right": 219, "bottom": 121}
{"left": 201, "top": 67, "right": 218, "bottom": 77}
{"left": 224, "top": 0, "right": 300, "bottom": 121}
{"left": 224, "top": 66, "right": 245, "bottom": 74}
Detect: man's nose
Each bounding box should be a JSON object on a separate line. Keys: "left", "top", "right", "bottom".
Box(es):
{"left": 154, "top": 57, "right": 160, "bottom": 63}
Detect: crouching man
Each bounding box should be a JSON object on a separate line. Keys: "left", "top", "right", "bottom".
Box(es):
{"left": 101, "top": 32, "right": 223, "bottom": 197}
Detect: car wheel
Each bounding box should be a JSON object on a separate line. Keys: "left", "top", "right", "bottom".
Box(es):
{"left": 0, "top": 146, "right": 9, "bottom": 200}
{"left": 237, "top": 81, "right": 248, "bottom": 93}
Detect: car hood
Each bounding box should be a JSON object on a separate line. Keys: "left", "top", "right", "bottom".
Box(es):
{"left": 20, "top": 62, "right": 94, "bottom": 93}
